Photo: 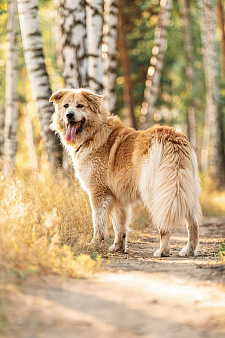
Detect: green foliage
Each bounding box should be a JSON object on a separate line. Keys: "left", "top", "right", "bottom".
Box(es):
{"left": 218, "top": 241, "right": 225, "bottom": 262}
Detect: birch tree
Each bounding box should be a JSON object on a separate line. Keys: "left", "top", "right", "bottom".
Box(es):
{"left": 24, "top": 107, "right": 38, "bottom": 171}
{"left": 180, "top": 0, "right": 197, "bottom": 154}
{"left": 199, "top": 0, "right": 225, "bottom": 187}
{"left": 58, "top": 0, "right": 88, "bottom": 88}
{"left": 118, "top": 0, "right": 136, "bottom": 128}
{"left": 139, "top": 0, "right": 173, "bottom": 129}
{"left": 17, "top": 0, "right": 62, "bottom": 168}
{"left": 0, "top": 104, "right": 4, "bottom": 165}
{"left": 86, "top": 0, "right": 103, "bottom": 93}
{"left": 102, "top": 0, "right": 118, "bottom": 113}
{"left": 218, "top": 0, "right": 225, "bottom": 76}
{"left": 3, "top": 0, "right": 18, "bottom": 176}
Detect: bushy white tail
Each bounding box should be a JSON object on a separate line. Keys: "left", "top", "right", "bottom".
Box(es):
{"left": 140, "top": 141, "right": 202, "bottom": 233}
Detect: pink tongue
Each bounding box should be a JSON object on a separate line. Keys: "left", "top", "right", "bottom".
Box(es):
{"left": 66, "top": 123, "right": 80, "bottom": 141}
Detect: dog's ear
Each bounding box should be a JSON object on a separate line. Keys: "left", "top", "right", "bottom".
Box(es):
{"left": 81, "top": 90, "right": 104, "bottom": 114}
{"left": 49, "top": 89, "right": 69, "bottom": 103}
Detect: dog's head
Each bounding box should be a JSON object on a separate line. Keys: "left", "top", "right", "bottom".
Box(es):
{"left": 49, "top": 88, "right": 108, "bottom": 144}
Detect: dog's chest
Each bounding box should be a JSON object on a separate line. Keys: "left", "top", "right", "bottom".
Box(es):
{"left": 73, "top": 156, "right": 93, "bottom": 193}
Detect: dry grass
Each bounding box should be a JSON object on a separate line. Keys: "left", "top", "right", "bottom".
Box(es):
{"left": 200, "top": 175, "right": 225, "bottom": 216}
{"left": 0, "top": 169, "right": 224, "bottom": 283}
{"left": 0, "top": 167, "right": 102, "bottom": 279}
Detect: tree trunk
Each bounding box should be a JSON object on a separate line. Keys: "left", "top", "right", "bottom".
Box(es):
{"left": 3, "top": 0, "right": 18, "bottom": 176}
{"left": 17, "top": 0, "right": 62, "bottom": 168}
{"left": 54, "top": 0, "right": 63, "bottom": 71}
{"left": 57, "top": 0, "right": 88, "bottom": 173}
{"left": 118, "top": 0, "right": 136, "bottom": 128}
{"left": 102, "top": 0, "right": 118, "bottom": 113}
{"left": 199, "top": 0, "right": 225, "bottom": 188}
{"left": 58, "top": 0, "right": 88, "bottom": 88}
{"left": 179, "top": 0, "right": 197, "bottom": 154}
{"left": 218, "top": 0, "right": 225, "bottom": 76}
{"left": 86, "top": 0, "right": 103, "bottom": 93}
{"left": 139, "top": 0, "right": 173, "bottom": 129}
{"left": 0, "top": 104, "right": 4, "bottom": 167}
{"left": 24, "top": 107, "right": 38, "bottom": 171}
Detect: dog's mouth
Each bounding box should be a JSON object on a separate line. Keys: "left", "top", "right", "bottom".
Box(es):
{"left": 66, "top": 119, "right": 85, "bottom": 142}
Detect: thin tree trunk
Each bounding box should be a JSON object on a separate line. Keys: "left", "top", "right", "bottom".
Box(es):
{"left": 58, "top": 0, "right": 88, "bottom": 88}
{"left": 54, "top": 0, "right": 63, "bottom": 71}
{"left": 57, "top": 0, "right": 88, "bottom": 173}
{"left": 180, "top": 0, "right": 197, "bottom": 154}
{"left": 102, "top": 0, "right": 118, "bottom": 113}
{"left": 218, "top": 0, "right": 225, "bottom": 76}
{"left": 118, "top": 0, "right": 136, "bottom": 128}
{"left": 199, "top": 0, "right": 225, "bottom": 188}
{"left": 17, "top": 0, "right": 62, "bottom": 168}
{"left": 86, "top": 0, "right": 103, "bottom": 93}
{"left": 139, "top": 0, "right": 173, "bottom": 129}
{"left": 199, "top": 0, "right": 213, "bottom": 172}
{"left": 0, "top": 104, "right": 4, "bottom": 167}
{"left": 24, "top": 107, "right": 38, "bottom": 171}
{"left": 3, "top": 0, "right": 18, "bottom": 176}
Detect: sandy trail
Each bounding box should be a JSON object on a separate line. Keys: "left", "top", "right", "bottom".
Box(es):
{"left": 3, "top": 216, "right": 225, "bottom": 338}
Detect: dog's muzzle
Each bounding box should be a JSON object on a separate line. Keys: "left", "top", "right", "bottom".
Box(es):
{"left": 66, "top": 111, "right": 75, "bottom": 121}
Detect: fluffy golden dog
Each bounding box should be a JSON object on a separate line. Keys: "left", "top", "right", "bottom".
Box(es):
{"left": 50, "top": 88, "right": 201, "bottom": 257}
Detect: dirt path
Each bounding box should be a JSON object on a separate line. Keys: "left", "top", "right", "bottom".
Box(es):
{"left": 3, "top": 217, "right": 225, "bottom": 338}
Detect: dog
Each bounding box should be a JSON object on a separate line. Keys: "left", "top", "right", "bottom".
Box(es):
{"left": 49, "top": 88, "right": 201, "bottom": 257}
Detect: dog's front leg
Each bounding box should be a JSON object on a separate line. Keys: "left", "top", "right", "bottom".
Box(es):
{"left": 89, "top": 193, "right": 113, "bottom": 247}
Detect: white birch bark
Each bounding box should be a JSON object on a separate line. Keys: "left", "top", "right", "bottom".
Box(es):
{"left": 199, "top": 0, "right": 225, "bottom": 186}
{"left": 58, "top": 0, "right": 88, "bottom": 88}
{"left": 0, "top": 104, "right": 4, "bottom": 165}
{"left": 86, "top": 0, "right": 103, "bottom": 93}
{"left": 3, "top": 0, "right": 18, "bottom": 176}
{"left": 17, "top": 0, "right": 62, "bottom": 168}
{"left": 54, "top": 0, "right": 63, "bottom": 71}
{"left": 102, "top": 0, "right": 118, "bottom": 113}
{"left": 24, "top": 107, "right": 38, "bottom": 171}
{"left": 139, "top": 0, "right": 173, "bottom": 129}
{"left": 180, "top": 0, "right": 197, "bottom": 154}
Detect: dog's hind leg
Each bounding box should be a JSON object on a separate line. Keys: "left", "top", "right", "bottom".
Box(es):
{"left": 154, "top": 230, "right": 171, "bottom": 257}
{"left": 179, "top": 215, "right": 199, "bottom": 256}
{"left": 109, "top": 204, "right": 131, "bottom": 253}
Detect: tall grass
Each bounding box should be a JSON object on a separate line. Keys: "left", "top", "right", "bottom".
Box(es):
{"left": 0, "top": 169, "right": 224, "bottom": 280}
{"left": 0, "top": 168, "right": 102, "bottom": 278}
{"left": 200, "top": 174, "right": 225, "bottom": 216}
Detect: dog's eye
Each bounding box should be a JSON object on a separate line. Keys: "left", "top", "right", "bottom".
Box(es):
{"left": 64, "top": 103, "right": 69, "bottom": 108}
{"left": 77, "top": 104, "right": 84, "bottom": 109}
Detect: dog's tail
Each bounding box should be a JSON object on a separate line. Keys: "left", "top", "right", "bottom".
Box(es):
{"left": 141, "top": 140, "right": 201, "bottom": 232}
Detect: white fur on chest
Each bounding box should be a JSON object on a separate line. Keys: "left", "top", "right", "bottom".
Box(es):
{"left": 72, "top": 153, "right": 93, "bottom": 194}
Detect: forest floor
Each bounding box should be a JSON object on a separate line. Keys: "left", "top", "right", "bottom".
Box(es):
{"left": 2, "top": 216, "right": 225, "bottom": 338}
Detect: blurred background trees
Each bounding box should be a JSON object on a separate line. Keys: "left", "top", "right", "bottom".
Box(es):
{"left": 0, "top": 0, "right": 225, "bottom": 188}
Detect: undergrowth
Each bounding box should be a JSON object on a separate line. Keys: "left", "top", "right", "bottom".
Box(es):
{"left": 218, "top": 241, "right": 225, "bottom": 263}
{"left": 200, "top": 174, "right": 225, "bottom": 217}
{"left": 0, "top": 169, "right": 224, "bottom": 282}
{"left": 0, "top": 168, "right": 102, "bottom": 279}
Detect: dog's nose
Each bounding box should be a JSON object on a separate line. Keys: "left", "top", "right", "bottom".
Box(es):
{"left": 66, "top": 111, "right": 75, "bottom": 120}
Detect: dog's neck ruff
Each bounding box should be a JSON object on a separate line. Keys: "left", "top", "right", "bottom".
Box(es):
{"left": 75, "top": 143, "right": 83, "bottom": 154}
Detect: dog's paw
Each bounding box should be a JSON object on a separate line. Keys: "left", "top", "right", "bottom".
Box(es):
{"left": 153, "top": 249, "right": 162, "bottom": 257}
{"left": 179, "top": 246, "right": 196, "bottom": 257}
{"left": 154, "top": 248, "right": 170, "bottom": 257}
{"left": 109, "top": 243, "right": 127, "bottom": 253}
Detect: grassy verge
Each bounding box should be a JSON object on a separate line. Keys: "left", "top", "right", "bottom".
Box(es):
{"left": 218, "top": 241, "right": 225, "bottom": 263}
{"left": 0, "top": 168, "right": 102, "bottom": 278}
{"left": 200, "top": 175, "right": 225, "bottom": 216}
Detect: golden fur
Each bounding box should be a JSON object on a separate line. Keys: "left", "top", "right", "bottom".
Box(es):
{"left": 50, "top": 88, "right": 202, "bottom": 256}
